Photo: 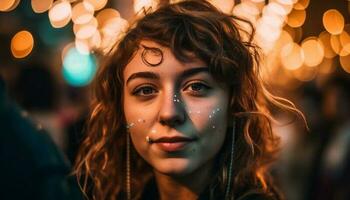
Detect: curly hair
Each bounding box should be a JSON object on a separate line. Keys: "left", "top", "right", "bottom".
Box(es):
{"left": 74, "top": 1, "right": 304, "bottom": 199}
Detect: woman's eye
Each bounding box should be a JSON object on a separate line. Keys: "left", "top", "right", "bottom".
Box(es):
{"left": 133, "top": 86, "right": 157, "bottom": 96}
{"left": 185, "top": 82, "right": 211, "bottom": 95}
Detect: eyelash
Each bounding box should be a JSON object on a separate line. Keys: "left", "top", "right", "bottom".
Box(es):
{"left": 184, "top": 81, "right": 211, "bottom": 96}
{"left": 132, "top": 82, "right": 211, "bottom": 97}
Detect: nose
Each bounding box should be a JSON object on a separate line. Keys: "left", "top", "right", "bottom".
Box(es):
{"left": 158, "top": 92, "right": 186, "bottom": 127}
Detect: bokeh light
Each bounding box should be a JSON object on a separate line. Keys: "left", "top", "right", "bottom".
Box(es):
{"left": 287, "top": 9, "right": 306, "bottom": 28}
{"left": 10, "top": 30, "right": 34, "bottom": 58}
{"left": 291, "top": 65, "right": 318, "bottom": 82}
{"left": 133, "top": 0, "right": 159, "bottom": 14}
{"left": 31, "top": 0, "right": 53, "bottom": 13}
{"left": 84, "top": 0, "right": 108, "bottom": 11}
{"left": 323, "top": 9, "right": 344, "bottom": 35}
{"left": 0, "top": 0, "right": 20, "bottom": 12}
{"left": 339, "top": 24, "right": 350, "bottom": 48}
{"left": 208, "top": 0, "right": 234, "bottom": 14}
{"left": 48, "top": 0, "right": 72, "bottom": 28}
{"left": 339, "top": 53, "right": 350, "bottom": 73}
{"left": 293, "top": 0, "right": 309, "bottom": 10}
{"left": 62, "top": 45, "right": 97, "bottom": 87}
{"left": 96, "top": 8, "right": 120, "bottom": 28}
{"left": 73, "top": 17, "right": 98, "bottom": 39}
{"left": 330, "top": 34, "right": 342, "bottom": 55}
{"left": 340, "top": 43, "right": 350, "bottom": 57}
{"left": 319, "top": 31, "right": 337, "bottom": 58}
{"left": 301, "top": 37, "right": 324, "bottom": 67}
{"left": 280, "top": 42, "right": 305, "bottom": 70}
{"left": 72, "top": 2, "right": 94, "bottom": 25}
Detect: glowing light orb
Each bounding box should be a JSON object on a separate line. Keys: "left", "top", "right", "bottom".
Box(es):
{"left": 73, "top": 17, "right": 98, "bottom": 39}
{"left": 301, "top": 37, "right": 325, "bottom": 67}
{"left": 31, "top": 0, "right": 53, "bottom": 13}
{"left": 319, "top": 31, "right": 337, "bottom": 58}
{"left": 330, "top": 34, "right": 342, "bottom": 54}
{"left": 0, "top": 0, "right": 20, "bottom": 12}
{"left": 208, "top": 0, "right": 235, "bottom": 14}
{"left": 339, "top": 53, "right": 350, "bottom": 73}
{"left": 96, "top": 8, "right": 120, "bottom": 28}
{"left": 280, "top": 42, "right": 304, "bottom": 70}
{"left": 294, "top": 0, "right": 310, "bottom": 10}
{"left": 48, "top": 0, "right": 72, "bottom": 28}
{"left": 11, "top": 30, "right": 34, "bottom": 58}
{"left": 62, "top": 46, "right": 97, "bottom": 86}
{"left": 323, "top": 9, "right": 344, "bottom": 35}
{"left": 72, "top": 2, "right": 94, "bottom": 24}
{"left": 133, "top": 0, "right": 159, "bottom": 14}
{"left": 84, "top": 0, "right": 107, "bottom": 11}
{"left": 287, "top": 9, "right": 306, "bottom": 28}
{"left": 291, "top": 65, "right": 318, "bottom": 82}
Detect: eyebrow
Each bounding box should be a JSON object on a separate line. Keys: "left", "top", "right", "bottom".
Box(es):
{"left": 126, "top": 67, "right": 209, "bottom": 84}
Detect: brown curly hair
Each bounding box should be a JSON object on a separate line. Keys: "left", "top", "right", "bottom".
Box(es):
{"left": 74, "top": 1, "right": 304, "bottom": 199}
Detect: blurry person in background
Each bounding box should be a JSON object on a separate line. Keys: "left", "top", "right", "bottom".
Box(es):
{"left": 11, "top": 63, "right": 66, "bottom": 150}
{"left": 0, "top": 76, "right": 82, "bottom": 200}
{"left": 74, "top": 1, "right": 305, "bottom": 200}
{"left": 308, "top": 75, "right": 350, "bottom": 200}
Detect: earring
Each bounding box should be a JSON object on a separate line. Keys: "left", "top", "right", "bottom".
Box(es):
{"left": 126, "top": 132, "right": 131, "bottom": 200}
{"left": 225, "top": 119, "right": 236, "bottom": 200}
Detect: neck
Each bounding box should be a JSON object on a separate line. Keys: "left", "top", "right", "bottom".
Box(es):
{"left": 153, "top": 161, "right": 214, "bottom": 200}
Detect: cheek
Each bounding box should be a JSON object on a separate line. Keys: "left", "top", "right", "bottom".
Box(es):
{"left": 186, "top": 101, "right": 227, "bottom": 133}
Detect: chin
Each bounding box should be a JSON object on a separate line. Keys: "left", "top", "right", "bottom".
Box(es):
{"left": 154, "top": 158, "right": 195, "bottom": 177}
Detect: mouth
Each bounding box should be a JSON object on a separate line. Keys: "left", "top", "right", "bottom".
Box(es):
{"left": 152, "top": 136, "right": 197, "bottom": 152}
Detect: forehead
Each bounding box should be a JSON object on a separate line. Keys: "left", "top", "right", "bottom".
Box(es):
{"left": 123, "top": 40, "right": 207, "bottom": 79}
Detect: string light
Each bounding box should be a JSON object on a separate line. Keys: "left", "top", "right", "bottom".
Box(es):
{"left": 0, "top": 0, "right": 20, "bottom": 12}
{"left": 280, "top": 42, "right": 305, "bottom": 70}
{"left": 48, "top": 0, "right": 72, "bottom": 28}
{"left": 11, "top": 30, "right": 34, "bottom": 58}
{"left": 84, "top": 0, "right": 108, "bottom": 11}
{"left": 323, "top": 9, "right": 345, "bottom": 35}
{"left": 301, "top": 37, "right": 324, "bottom": 67}
{"left": 31, "top": 0, "right": 53, "bottom": 13}
{"left": 319, "top": 31, "right": 337, "bottom": 59}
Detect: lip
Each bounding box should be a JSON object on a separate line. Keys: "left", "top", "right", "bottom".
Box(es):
{"left": 152, "top": 136, "right": 196, "bottom": 152}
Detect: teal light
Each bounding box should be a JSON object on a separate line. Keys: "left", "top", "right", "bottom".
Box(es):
{"left": 62, "top": 47, "right": 97, "bottom": 87}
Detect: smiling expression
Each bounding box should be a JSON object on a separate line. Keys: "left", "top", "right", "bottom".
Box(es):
{"left": 123, "top": 41, "right": 230, "bottom": 176}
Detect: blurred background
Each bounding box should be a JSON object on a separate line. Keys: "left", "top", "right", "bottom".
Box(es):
{"left": 0, "top": 0, "right": 349, "bottom": 200}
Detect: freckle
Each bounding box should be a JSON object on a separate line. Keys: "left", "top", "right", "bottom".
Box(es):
{"left": 143, "top": 119, "right": 146, "bottom": 123}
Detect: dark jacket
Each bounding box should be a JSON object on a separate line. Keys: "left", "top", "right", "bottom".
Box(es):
{"left": 0, "top": 77, "right": 83, "bottom": 200}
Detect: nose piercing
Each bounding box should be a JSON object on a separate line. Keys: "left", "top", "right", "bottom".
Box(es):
{"left": 146, "top": 136, "right": 153, "bottom": 144}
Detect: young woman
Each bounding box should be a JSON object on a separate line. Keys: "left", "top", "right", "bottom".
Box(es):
{"left": 74, "top": 1, "right": 303, "bottom": 199}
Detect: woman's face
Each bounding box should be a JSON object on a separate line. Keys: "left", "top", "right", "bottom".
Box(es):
{"left": 123, "top": 41, "right": 230, "bottom": 176}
